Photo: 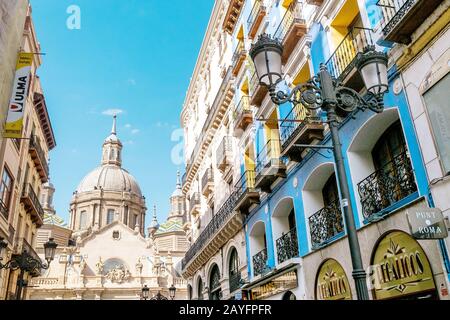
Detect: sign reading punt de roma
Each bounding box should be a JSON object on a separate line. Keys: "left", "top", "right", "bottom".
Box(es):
{"left": 407, "top": 207, "right": 448, "bottom": 240}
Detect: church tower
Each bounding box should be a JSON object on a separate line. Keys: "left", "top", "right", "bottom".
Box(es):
{"left": 168, "top": 171, "right": 186, "bottom": 224}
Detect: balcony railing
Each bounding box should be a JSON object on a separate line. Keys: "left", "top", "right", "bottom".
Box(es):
{"left": 276, "top": 228, "right": 299, "bottom": 264}
{"left": 0, "top": 199, "right": 9, "bottom": 220}
{"left": 201, "top": 168, "right": 214, "bottom": 197}
{"left": 21, "top": 183, "right": 45, "bottom": 226}
{"left": 376, "top": 0, "right": 443, "bottom": 44}
{"left": 256, "top": 139, "right": 283, "bottom": 175}
{"left": 309, "top": 200, "right": 344, "bottom": 248}
{"left": 358, "top": 151, "right": 417, "bottom": 220}
{"left": 29, "top": 135, "right": 49, "bottom": 182}
{"left": 234, "top": 170, "right": 255, "bottom": 200}
{"left": 234, "top": 170, "right": 260, "bottom": 213}
{"left": 232, "top": 42, "right": 247, "bottom": 76}
{"left": 233, "top": 95, "right": 252, "bottom": 132}
{"left": 247, "top": 0, "right": 266, "bottom": 39}
{"left": 279, "top": 103, "right": 324, "bottom": 162}
{"left": 182, "top": 191, "right": 238, "bottom": 270}
{"left": 274, "top": 0, "right": 307, "bottom": 62}
{"left": 325, "top": 27, "right": 374, "bottom": 82}
{"left": 252, "top": 248, "right": 268, "bottom": 277}
{"left": 255, "top": 139, "right": 286, "bottom": 192}
{"left": 189, "top": 192, "right": 201, "bottom": 216}
{"left": 216, "top": 136, "right": 233, "bottom": 171}
{"left": 229, "top": 271, "right": 242, "bottom": 293}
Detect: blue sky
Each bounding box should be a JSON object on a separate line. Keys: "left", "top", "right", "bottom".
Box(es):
{"left": 30, "top": 0, "right": 213, "bottom": 228}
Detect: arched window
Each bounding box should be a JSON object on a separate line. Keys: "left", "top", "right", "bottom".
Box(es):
{"left": 187, "top": 284, "right": 193, "bottom": 300}
{"left": 322, "top": 173, "right": 339, "bottom": 206}
{"left": 79, "top": 211, "right": 87, "bottom": 229}
{"left": 197, "top": 277, "right": 203, "bottom": 300}
{"left": 209, "top": 264, "right": 221, "bottom": 300}
{"left": 107, "top": 209, "right": 115, "bottom": 225}
{"left": 282, "top": 291, "right": 296, "bottom": 300}
{"left": 229, "top": 248, "right": 241, "bottom": 293}
{"left": 358, "top": 120, "right": 417, "bottom": 218}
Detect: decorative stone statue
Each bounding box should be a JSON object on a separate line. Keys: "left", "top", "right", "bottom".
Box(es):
{"left": 106, "top": 265, "right": 131, "bottom": 283}
{"left": 135, "top": 257, "right": 143, "bottom": 275}
{"left": 79, "top": 259, "right": 86, "bottom": 273}
{"left": 95, "top": 257, "right": 104, "bottom": 275}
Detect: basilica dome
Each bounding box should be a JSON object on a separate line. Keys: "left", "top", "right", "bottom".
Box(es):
{"left": 76, "top": 165, "right": 142, "bottom": 196}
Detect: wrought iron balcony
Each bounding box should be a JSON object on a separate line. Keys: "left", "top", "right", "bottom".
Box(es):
{"left": 247, "top": 0, "right": 267, "bottom": 39}
{"left": 217, "top": 136, "right": 233, "bottom": 172}
{"left": 229, "top": 271, "right": 242, "bottom": 293}
{"left": 309, "top": 200, "right": 344, "bottom": 249}
{"left": 358, "top": 151, "right": 417, "bottom": 221}
{"left": 249, "top": 70, "right": 268, "bottom": 106}
{"left": 0, "top": 199, "right": 9, "bottom": 220}
{"left": 201, "top": 168, "right": 214, "bottom": 197}
{"left": 280, "top": 103, "right": 324, "bottom": 162}
{"left": 233, "top": 95, "right": 252, "bottom": 134}
{"left": 21, "top": 183, "right": 44, "bottom": 227}
{"left": 29, "top": 135, "right": 49, "bottom": 183}
{"left": 325, "top": 27, "right": 375, "bottom": 86}
{"left": 234, "top": 170, "right": 260, "bottom": 214}
{"left": 181, "top": 191, "right": 242, "bottom": 277}
{"left": 223, "top": 0, "right": 245, "bottom": 34}
{"left": 255, "top": 139, "right": 287, "bottom": 193}
{"left": 376, "top": 0, "right": 444, "bottom": 44}
{"left": 232, "top": 41, "right": 247, "bottom": 76}
{"left": 276, "top": 228, "right": 299, "bottom": 264}
{"left": 274, "top": 0, "right": 307, "bottom": 63}
{"left": 252, "top": 248, "right": 268, "bottom": 277}
{"left": 189, "top": 192, "right": 201, "bottom": 217}
{"left": 14, "top": 237, "right": 41, "bottom": 277}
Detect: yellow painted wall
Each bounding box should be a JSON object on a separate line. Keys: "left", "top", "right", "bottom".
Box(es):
{"left": 329, "top": 0, "right": 360, "bottom": 50}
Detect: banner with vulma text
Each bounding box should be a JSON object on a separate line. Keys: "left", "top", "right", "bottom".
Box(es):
{"left": 4, "top": 52, "right": 33, "bottom": 138}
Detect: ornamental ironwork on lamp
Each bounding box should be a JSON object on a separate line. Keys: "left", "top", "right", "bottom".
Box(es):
{"left": 249, "top": 34, "right": 389, "bottom": 116}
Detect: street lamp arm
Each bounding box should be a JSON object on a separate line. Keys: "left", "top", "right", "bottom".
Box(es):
{"left": 269, "top": 76, "right": 384, "bottom": 116}
{"left": 0, "top": 252, "right": 50, "bottom": 274}
{"left": 269, "top": 76, "right": 323, "bottom": 110}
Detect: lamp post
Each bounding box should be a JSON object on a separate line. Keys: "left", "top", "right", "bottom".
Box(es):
{"left": 169, "top": 284, "right": 176, "bottom": 300}
{"left": 141, "top": 285, "right": 150, "bottom": 300}
{"left": 249, "top": 34, "right": 388, "bottom": 300}
{"left": 0, "top": 237, "right": 58, "bottom": 300}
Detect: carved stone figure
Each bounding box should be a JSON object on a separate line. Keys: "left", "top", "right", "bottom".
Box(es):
{"left": 135, "top": 257, "right": 143, "bottom": 275}
{"left": 95, "top": 257, "right": 104, "bottom": 275}
{"left": 106, "top": 265, "right": 131, "bottom": 283}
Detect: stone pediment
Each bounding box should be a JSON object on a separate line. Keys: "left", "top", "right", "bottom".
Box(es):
{"left": 76, "top": 221, "right": 147, "bottom": 247}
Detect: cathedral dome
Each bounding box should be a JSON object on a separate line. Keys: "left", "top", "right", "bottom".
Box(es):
{"left": 76, "top": 165, "right": 142, "bottom": 196}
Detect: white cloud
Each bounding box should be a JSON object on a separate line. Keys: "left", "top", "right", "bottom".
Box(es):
{"left": 124, "top": 140, "right": 135, "bottom": 145}
{"left": 127, "top": 78, "right": 137, "bottom": 86}
{"left": 131, "top": 129, "right": 140, "bottom": 135}
{"left": 125, "top": 123, "right": 132, "bottom": 128}
{"left": 102, "top": 108, "right": 124, "bottom": 116}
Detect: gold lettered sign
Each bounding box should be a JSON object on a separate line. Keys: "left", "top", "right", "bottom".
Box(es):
{"left": 370, "top": 231, "right": 436, "bottom": 300}
{"left": 316, "top": 259, "right": 352, "bottom": 300}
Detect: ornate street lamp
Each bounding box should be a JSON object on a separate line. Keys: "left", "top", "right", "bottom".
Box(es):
{"left": 250, "top": 34, "right": 388, "bottom": 300}
{"left": 169, "top": 284, "right": 176, "bottom": 300}
{"left": 141, "top": 285, "right": 150, "bottom": 300}
{"left": 0, "top": 237, "right": 58, "bottom": 300}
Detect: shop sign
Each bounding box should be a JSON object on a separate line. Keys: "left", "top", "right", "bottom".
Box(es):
{"left": 315, "top": 259, "right": 352, "bottom": 300}
{"left": 250, "top": 270, "right": 297, "bottom": 300}
{"left": 369, "top": 231, "right": 436, "bottom": 300}
{"left": 4, "top": 52, "right": 33, "bottom": 138}
{"left": 407, "top": 208, "right": 448, "bottom": 239}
